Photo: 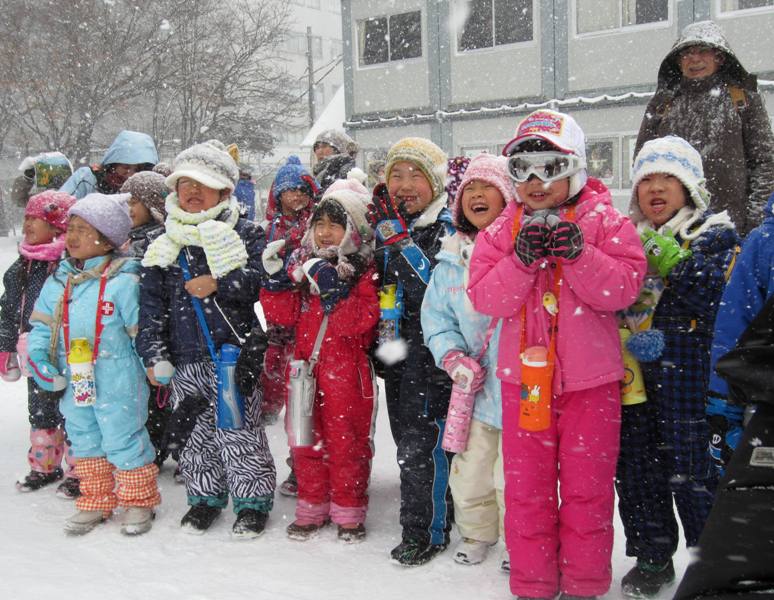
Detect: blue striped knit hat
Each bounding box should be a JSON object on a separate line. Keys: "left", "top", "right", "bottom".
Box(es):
{"left": 630, "top": 135, "right": 709, "bottom": 223}
{"left": 273, "top": 155, "right": 316, "bottom": 197}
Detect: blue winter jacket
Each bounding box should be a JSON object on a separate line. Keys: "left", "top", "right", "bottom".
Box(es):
{"left": 136, "top": 218, "right": 266, "bottom": 367}
{"left": 26, "top": 255, "right": 154, "bottom": 468}
{"left": 421, "top": 233, "right": 502, "bottom": 429}
{"left": 708, "top": 192, "right": 774, "bottom": 406}
{"left": 60, "top": 131, "right": 159, "bottom": 199}
{"left": 234, "top": 178, "right": 256, "bottom": 221}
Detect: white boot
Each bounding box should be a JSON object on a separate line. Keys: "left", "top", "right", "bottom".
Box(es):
{"left": 453, "top": 538, "right": 496, "bottom": 565}
{"left": 64, "top": 510, "right": 107, "bottom": 535}
{"left": 120, "top": 507, "right": 154, "bottom": 536}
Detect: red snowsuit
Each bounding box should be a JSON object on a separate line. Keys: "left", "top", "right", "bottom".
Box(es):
{"left": 260, "top": 268, "right": 379, "bottom": 525}
{"left": 260, "top": 197, "right": 315, "bottom": 417}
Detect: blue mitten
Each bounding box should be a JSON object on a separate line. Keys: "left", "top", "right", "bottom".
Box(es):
{"left": 28, "top": 351, "right": 67, "bottom": 392}
{"left": 302, "top": 258, "right": 347, "bottom": 313}
{"left": 625, "top": 329, "right": 665, "bottom": 362}
{"left": 707, "top": 395, "right": 744, "bottom": 476}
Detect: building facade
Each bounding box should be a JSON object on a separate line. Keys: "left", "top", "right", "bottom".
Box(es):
{"left": 265, "top": 0, "right": 344, "bottom": 169}
{"left": 341, "top": 0, "right": 774, "bottom": 209}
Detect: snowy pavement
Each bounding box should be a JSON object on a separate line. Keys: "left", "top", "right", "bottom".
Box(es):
{"left": 0, "top": 235, "right": 687, "bottom": 599}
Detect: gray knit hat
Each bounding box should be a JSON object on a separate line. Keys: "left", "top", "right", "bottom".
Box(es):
{"left": 69, "top": 193, "right": 133, "bottom": 248}
{"left": 120, "top": 171, "right": 169, "bottom": 223}
{"left": 314, "top": 129, "right": 359, "bottom": 157}
{"left": 165, "top": 139, "right": 239, "bottom": 192}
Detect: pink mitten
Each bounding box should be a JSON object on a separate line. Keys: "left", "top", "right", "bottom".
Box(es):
{"left": 0, "top": 352, "right": 21, "bottom": 382}
{"left": 442, "top": 351, "right": 486, "bottom": 393}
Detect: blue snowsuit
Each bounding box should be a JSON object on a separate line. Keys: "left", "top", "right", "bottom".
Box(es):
{"left": 27, "top": 255, "right": 154, "bottom": 470}
{"left": 421, "top": 233, "right": 502, "bottom": 429}
{"left": 60, "top": 131, "right": 159, "bottom": 199}
{"left": 708, "top": 193, "right": 774, "bottom": 402}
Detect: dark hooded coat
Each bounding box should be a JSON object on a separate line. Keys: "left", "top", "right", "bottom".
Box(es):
{"left": 635, "top": 21, "right": 774, "bottom": 236}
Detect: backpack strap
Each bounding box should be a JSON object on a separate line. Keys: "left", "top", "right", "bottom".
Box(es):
{"left": 729, "top": 85, "right": 748, "bottom": 111}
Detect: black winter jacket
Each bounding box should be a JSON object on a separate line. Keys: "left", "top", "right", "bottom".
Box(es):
{"left": 136, "top": 218, "right": 266, "bottom": 367}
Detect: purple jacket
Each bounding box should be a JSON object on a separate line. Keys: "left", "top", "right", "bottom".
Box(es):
{"left": 467, "top": 179, "right": 646, "bottom": 394}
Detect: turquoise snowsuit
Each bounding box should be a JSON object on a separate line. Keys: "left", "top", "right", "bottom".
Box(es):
{"left": 27, "top": 255, "right": 154, "bottom": 470}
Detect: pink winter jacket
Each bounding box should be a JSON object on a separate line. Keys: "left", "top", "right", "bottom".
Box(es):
{"left": 467, "top": 178, "right": 646, "bottom": 394}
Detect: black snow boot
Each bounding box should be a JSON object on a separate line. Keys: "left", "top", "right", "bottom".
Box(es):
{"left": 621, "top": 559, "right": 675, "bottom": 598}
{"left": 16, "top": 468, "right": 63, "bottom": 492}
{"left": 180, "top": 505, "right": 222, "bottom": 534}
{"left": 390, "top": 538, "right": 447, "bottom": 566}
{"left": 231, "top": 508, "right": 268, "bottom": 540}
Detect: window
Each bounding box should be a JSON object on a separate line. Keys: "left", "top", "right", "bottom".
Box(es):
{"left": 457, "top": 0, "right": 533, "bottom": 51}
{"left": 577, "top": 0, "right": 668, "bottom": 34}
{"left": 282, "top": 32, "right": 306, "bottom": 54}
{"left": 586, "top": 137, "right": 620, "bottom": 187}
{"left": 357, "top": 11, "right": 422, "bottom": 66}
{"left": 719, "top": 0, "right": 774, "bottom": 11}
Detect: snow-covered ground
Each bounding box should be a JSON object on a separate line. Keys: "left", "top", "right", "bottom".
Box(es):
{"left": 0, "top": 235, "right": 687, "bottom": 599}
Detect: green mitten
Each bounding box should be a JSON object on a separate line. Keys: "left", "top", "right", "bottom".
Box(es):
{"left": 640, "top": 229, "right": 692, "bottom": 278}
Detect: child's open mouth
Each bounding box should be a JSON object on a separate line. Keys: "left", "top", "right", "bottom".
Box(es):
{"left": 470, "top": 202, "right": 490, "bottom": 214}
{"left": 649, "top": 198, "right": 667, "bottom": 212}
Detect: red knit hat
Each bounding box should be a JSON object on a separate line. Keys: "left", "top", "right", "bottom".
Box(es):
{"left": 25, "top": 190, "right": 76, "bottom": 232}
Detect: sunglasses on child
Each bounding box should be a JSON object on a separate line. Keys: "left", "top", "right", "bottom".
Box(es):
{"left": 507, "top": 152, "right": 585, "bottom": 184}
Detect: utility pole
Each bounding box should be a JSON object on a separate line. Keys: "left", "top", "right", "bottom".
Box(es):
{"left": 306, "top": 26, "right": 316, "bottom": 127}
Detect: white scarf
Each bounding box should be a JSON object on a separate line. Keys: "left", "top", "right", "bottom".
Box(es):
{"left": 142, "top": 193, "right": 248, "bottom": 278}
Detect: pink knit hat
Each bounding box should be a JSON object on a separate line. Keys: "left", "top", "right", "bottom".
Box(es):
{"left": 25, "top": 190, "right": 76, "bottom": 233}
{"left": 453, "top": 153, "right": 516, "bottom": 229}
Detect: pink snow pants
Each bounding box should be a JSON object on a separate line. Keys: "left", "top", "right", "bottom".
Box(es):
{"left": 501, "top": 380, "right": 621, "bottom": 598}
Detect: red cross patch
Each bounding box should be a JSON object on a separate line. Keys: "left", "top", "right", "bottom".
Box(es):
{"left": 100, "top": 301, "right": 115, "bottom": 316}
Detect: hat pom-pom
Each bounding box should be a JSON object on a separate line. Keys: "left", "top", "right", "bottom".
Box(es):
{"left": 626, "top": 329, "right": 665, "bottom": 362}
{"left": 347, "top": 167, "right": 367, "bottom": 185}
{"left": 286, "top": 155, "right": 302, "bottom": 166}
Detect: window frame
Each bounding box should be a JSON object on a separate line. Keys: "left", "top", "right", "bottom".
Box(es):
{"left": 355, "top": 10, "right": 424, "bottom": 69}
{"left": 572, "top": 0, "right": 673, "bottom": 38}
{"left": 715, "top": 0, "right": 774, "bottom": 17}
{"left": 453, "top": 0, "right": 537, "bottom": 55}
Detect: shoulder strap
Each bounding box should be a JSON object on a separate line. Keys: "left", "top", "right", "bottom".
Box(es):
{"left": 729, "top": 85, "right": 748, "bottom": 111}
{"left": 179, "top": 253, "right": 219, "bottom": 364}
{"left": 476, "top": 318, "right": 499, "bottom": 362}
{"left": 308, "top": 315, "right": 329, "bottom": 368}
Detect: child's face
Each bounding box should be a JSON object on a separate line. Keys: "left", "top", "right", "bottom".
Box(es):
{"left": 22, "top": 216, "right": 57, "bottom": 246}
{"left": 127, "top": 196, "right": 152, "bottom": 228}
{"left": 461, "top": 180, "right": 506, "bottom": 231}
{"left": 66, "top": 216, "right": 113, "bottom": 260}
{"left": 679, "top": 45, "right": 724, "bottom": 80}
{"left": 177, "top": 177, "right": 225, "bottom": 213}
{"left": 516, "top": 176, "right": 570, "bottom": 212}
{"left": 313, "top": 214, "right": 346, "bottom": 248}
{"left": 387, "top": 161, "right": 434, "bottom": 216}
{"left": 279, "top": 189, "right": 312, "bottom": 217}
{"left": 637, "top": 173, "right": 689, "bottom": 227}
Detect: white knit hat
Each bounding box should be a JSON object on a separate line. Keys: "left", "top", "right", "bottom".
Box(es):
{"left": 630, "top": 135, "right": 709, "bottom": 223}
{"left": 502, "top": 109, "right": 589, "bottom": 199}
{"left": 166, "top": 140, "right": 239, "bottom": 192}
{"left": 315, "top": 172, "right": 374, "bottom": 255}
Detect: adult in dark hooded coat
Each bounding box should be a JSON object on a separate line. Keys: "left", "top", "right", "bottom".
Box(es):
{"left": 635, "top": 20, "right": 774, "bottom": 237}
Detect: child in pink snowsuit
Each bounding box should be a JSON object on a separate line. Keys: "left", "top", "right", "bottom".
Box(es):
{"left": 467, "top": 110, "right": 646, "bottom": 599}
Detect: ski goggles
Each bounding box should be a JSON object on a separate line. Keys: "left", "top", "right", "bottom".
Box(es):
{"left": 506, "top": 152, "right": 585, "bottom": 183}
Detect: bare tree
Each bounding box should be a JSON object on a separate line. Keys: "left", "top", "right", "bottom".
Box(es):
{"left": 0, "top": 0, "right": 299, "bottom": 161}
{"left": 161, "top": 0, "right": 300, "bottom": 154}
